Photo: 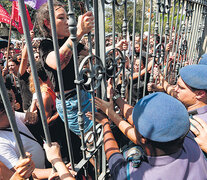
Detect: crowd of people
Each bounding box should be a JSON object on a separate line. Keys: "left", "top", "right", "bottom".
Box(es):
{"left": 0, "top": 0, "right": 207, "bottom": 179}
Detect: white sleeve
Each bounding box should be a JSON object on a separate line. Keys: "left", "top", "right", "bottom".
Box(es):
{"left": 0, "top": 141, "right": 19, "bottom": 169}
{"left": 15, "top": 111, "right": 26, "bottom": 123}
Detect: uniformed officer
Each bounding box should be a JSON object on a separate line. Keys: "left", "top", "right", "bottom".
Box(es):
{"left": 93, "top": 92, "right": 207, "bottom": 180}
{"left": 147, "top": 64, "right": 207, "bottom": 154}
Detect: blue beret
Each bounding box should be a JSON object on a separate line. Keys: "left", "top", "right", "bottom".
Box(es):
{"left": 132, "top": 92, "right": 189, "bottom": 142}
{"left": 199, "top": 53, "right": 207, "bottom": 65}
{"left": 179, "top": 65, "right": 207, "bottom": 90}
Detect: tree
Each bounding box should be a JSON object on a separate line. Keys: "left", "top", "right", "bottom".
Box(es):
{"left": 105, "top": 0, "right": 150, "bottom": 35}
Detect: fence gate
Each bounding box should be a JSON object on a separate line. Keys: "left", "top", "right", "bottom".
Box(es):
{"left": 0, "top": 0, "right": 207, "bottom": 179}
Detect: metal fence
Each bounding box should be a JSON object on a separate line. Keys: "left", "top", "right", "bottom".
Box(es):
{"left": 0, "top": 0, "right": 207, "bottom": 179}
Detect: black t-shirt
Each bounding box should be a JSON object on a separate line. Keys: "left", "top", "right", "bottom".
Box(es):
{"left": 18, "top": 71, "right": 33, "bottom": 111}
{"left": 5, "top": 73, "right": 23, "bottom": 111}
{"left": 39, "top": 37, "right": 85, "bottom": 92}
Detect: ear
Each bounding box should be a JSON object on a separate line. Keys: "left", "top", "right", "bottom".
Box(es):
{"left": 195, "top": 90, "right": 206, "bottom": 100}
{"left": 140, "top": 137, "right": 147, "bottom": 144}
{"left": 44, "top": 19, "right": 51, "bottom": 30}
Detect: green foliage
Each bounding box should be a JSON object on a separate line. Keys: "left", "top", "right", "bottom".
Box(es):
{"left": 1, "top": 0, "right": 13, "bottom": 14}
{"left": 105, "top": 0, "right": 150, "bottom": 35}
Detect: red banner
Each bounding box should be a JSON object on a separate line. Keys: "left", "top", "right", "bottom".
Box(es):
{"left": 11, "top": 1, "right": 33, "bottom": 34}
{"left": 0, "top": 3, "right": 33, "bottom": 34}
{"left": 0, "top": 4, "right": 19, "bottom": 31}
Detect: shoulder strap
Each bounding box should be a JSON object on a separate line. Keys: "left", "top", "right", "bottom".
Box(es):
{"left": 0, "top": 128, "right": 37, "bottom": 143}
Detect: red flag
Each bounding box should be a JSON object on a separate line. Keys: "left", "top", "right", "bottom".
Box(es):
{"left": 0, "top": 4, "right": 19, "bottom": 31}
{"left": 11, "top": 1, "right": 19, "bottom": 22}
{"left": 11, "top": 1, "right": 33, "bottom": 34}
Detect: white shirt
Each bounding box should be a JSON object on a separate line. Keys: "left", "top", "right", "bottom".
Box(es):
{"left": 0, "top": 111, "right": 45, "bottom": 169}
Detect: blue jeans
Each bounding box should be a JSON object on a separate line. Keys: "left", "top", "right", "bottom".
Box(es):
{"left": 56, "top": 90, "right": 94, "bottom": 136}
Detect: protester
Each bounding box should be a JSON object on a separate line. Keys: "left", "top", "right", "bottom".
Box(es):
{"left": 0, "top": 91, "right": 52, "bottom": 179}
{"left": 44, "top": 142, "right": 76, "bottom": 180}
{"left": 36, "top": 1, "right": 95, "bottom": 136}
{"left": 17, "top": 31, "right": 34, "bottom": 112}
{"left": 0, "top": 152, "right": 35, "bottom": 180}
{"left": 4, "top": 58, "right": 23, "bottom": 111}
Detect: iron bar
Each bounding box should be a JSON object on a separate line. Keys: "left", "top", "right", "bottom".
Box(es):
{"left": 143, "top": 0, "right": 153, "bottom": 97}
{"left": 149, "top": 0, "right": 160, "bottom": 84}
{"left": 0, "top": 71, "right": 26, "bottom": 158}
{"left": 171, "top": 0, "right": 181, "bottom": 67}
{"left": 136, "top": 0, "right": 146, "bottom": 101}
{"left": 18, "top": 0, "right": 52, "bottom": 145}
{"left": 129, "top": 0, "right": 137, "bottom": 105}
{"left": 67, "top": 0, "right": 87, "bottom": 161}
{"left": 121, "top": 0, "right": 127, "bottom": 99}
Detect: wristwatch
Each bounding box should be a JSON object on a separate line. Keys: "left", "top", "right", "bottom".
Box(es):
{"left": 112, "top": 93, "right": 121, "bottom": 102}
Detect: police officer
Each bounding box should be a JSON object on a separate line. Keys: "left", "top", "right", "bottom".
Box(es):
{"left": 93, "top": 92, "right": 207, "bottom": 180}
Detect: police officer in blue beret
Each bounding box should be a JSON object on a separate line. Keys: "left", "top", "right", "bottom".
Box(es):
{"left": 91, "top": 92, "right": 207, "bottom": 180}
{"left": 147, "top": 64, "right": 207, "bottom": 154}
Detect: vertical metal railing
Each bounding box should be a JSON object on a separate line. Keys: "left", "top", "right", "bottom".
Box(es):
{"left": 0, "top": 71, "right": 26, "bottom": 158}
{"left": 173, "top": 0, "right": 185, "bottom": 79}
{"left": 121, "top": 0, "right": 127, "bottom": 99}
{"left": 176, "top": 1, "right": 188, "bottom": 76}
{"left": 185, "top": 1, "right": 194, "bottom": 64}
{"left": 149, "top": 0, "right": 160, "bottom": 84}
{"left": 47, "top": 0, "right": 75, "bottom": 170}
{"left": 18, "top": 0, "right": 52, "bottom": 146}
{"left": 143, "top": 0, "right": 153, "bottom": 97}
{"left": 136, "top": 0, "right": 146, "bottom": 101}
{"left": 129, "top": 0, "right": 137, "bottom": 105}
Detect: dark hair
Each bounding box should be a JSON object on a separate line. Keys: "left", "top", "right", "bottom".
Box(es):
{"left": 8, "top": 59, "right": 19, "bottom": 66}
{"left": 36, "top": 1, "right": 64, "bottom": 37}
{"left": 147, "top": 137, "right": 185, "bottom": 152}
{"left": 186, "top": 83, "right": 207, "bottom": 95}
{"left": 36, "top": 61, "right": 48, "bottom": 82}
{"left": 0, "top": 91, "right": 13, "bottom": 112}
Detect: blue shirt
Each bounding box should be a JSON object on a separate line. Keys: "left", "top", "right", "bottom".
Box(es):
{"left": 194, "top": 105, "right": 207, "bottom": 123}
{"left": 108, "top": 135, "right": 207, "bottom": 180}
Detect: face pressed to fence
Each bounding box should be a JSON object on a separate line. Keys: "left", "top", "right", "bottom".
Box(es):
{"left": 174, "top": 77, "right": 196, "bottom": 109}
{"left": 46, "top": 6, "right": 70, "bottom": 39}
{"left": 133, "top": 58, "right": 144, "bottom": 73}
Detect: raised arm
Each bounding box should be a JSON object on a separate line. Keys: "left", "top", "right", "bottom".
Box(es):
{"left": 86, "top": 112, "right": 120, "bottom": 160}
{"left": 94, "top": 97, "right": 139, "bottom": 145}
{"left": 46, "top": 11, "right": 94, "bottom": 70}
{"left": 44, "top": 142, "right": 75, "bottom": 180}
{"left": 147, "top": 66, "right": 177, "bottom": 97}
{"left": 107, "top": 78, "right": 134, "bottom": 125}
{"left": 19, "top": 30, "right": 35, "bottom": 76}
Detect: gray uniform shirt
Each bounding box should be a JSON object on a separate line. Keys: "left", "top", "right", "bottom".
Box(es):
{"left": 109, "top": 135, "right": 207, "bottom": 180}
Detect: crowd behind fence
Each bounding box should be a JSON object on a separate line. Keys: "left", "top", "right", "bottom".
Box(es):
{"left": 0, "top": 0, "right": 207, "bottom": 179}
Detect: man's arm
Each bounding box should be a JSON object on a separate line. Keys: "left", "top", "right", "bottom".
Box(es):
{"left": 113, "top": 97, "right": 134, "bottom": 126}
{"left": 44, "top": 142, "right": 75, "bottom": 180}
{"left": 147, "top": 69, "right": 177, "bottom": 97}
{"left": 94, "top": 98, "right": 139, "bottom": 145}
{"left": 18, "top": 44, "right": 29, "bottom": 76}
{"left": 19, "top": 30, "right": 34, "bottom": 76}
{"left": 107, "top": 78, "right": 134, "bottom": 125}
{"left": 88, "top": 113, "right": 120, "bottom": 160}
{"left": 160, "top": 74, "right": 177, "bottom": 97}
